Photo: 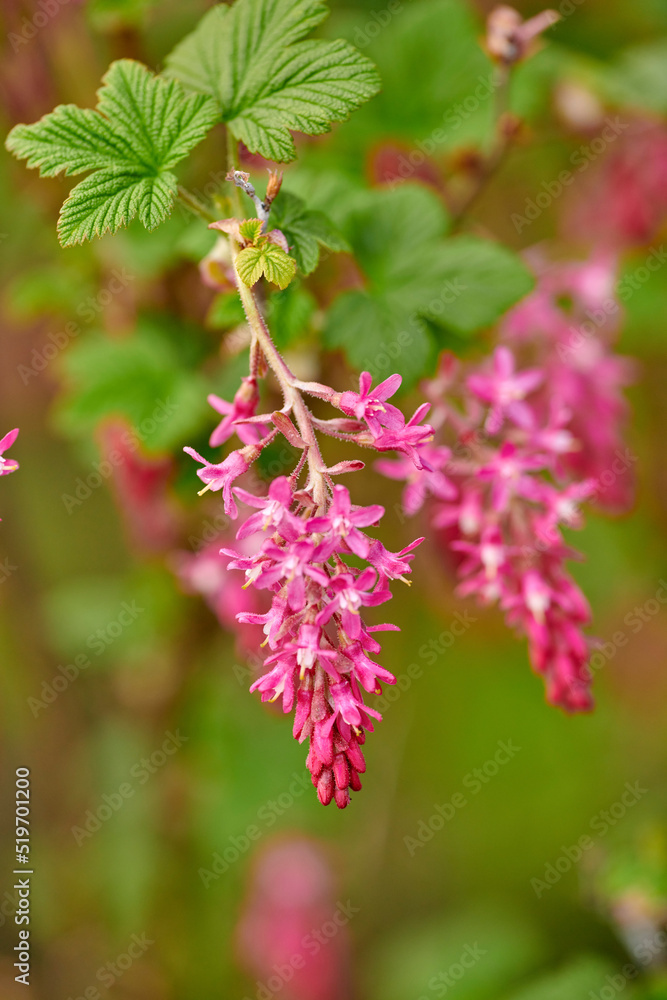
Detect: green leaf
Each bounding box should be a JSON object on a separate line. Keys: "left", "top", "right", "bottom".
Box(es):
{"left": 238, "top": 218, "right": 264, "bottom": 244}
{"left": 236, "top": 239, "right": 297, "bottom": 289}
{"left": 269, "top": 191, "right": 349, "bottom": 274}
{"left": 417, "top": 236, "right": 535, "bottom": 335}
{"left": 266, "top": 283, "right": 317, "bottom": 349}
{"left": 324, "top": 290, "right": 435, "bottom": 388}
{"left": 600, "top": 40, "right": 667, "bottom": 113}
{"left": 324, "top": 184, "right": 533, "bottom": 385}
{"left": 207, "top": 292, "right": 247, "bottom": 331}
{"left": 5, "top": 60, "right": 218, "bottom": 246}
{"left": 164, "top": 0, "right": 380, "bottom": 162}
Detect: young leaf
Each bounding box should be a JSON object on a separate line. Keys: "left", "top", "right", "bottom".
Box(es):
{"left": 164, "top": 0, "right": 380, "bottom": 162}
{"left": 269, "top": 191, "right": 350, "bottom": 274}
{"left": 5, "top": 60, "right": 218, "bottom": 246}
{"left": 238, "top": 218, "right": 264, "bottom": 244}
{"left": 236, "top": 240, "right": 297, "bottom": 290}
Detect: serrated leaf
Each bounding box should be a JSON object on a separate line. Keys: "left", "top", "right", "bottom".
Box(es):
{"left": 238, "top": 218, "right": 264, "bottom": 244}
{"left": 164, "top": 0, "right": 380, "bottom": 162}
{"left": 236, "top": 240, "right": 297, "bottom": 289}
{"left": 269, "top": 191, "right": 349, "bottom": 274}
{"left": 5, "top": 60, "right": 218, "bottom": 245}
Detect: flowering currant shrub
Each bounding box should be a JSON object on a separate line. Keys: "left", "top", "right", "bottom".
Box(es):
{"left": 4, "top": 0, "right": 638, "bottom": 805}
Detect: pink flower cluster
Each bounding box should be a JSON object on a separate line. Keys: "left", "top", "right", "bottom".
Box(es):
{"left": 379, "top": 256, "right": 635, "bottom": 712}
{"left": 185, "top": 371, "right": 429, "bottom": 807}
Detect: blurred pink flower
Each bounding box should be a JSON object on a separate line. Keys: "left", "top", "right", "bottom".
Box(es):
{"left": 379, "top": 251, "right": 636, "bottom": 712}
{"left": 236, "top": 837, "right": 351, "bottom": 1000}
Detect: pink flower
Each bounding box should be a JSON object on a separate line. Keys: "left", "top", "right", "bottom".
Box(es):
{"left": 235, "top": 476, "right": 302, "bottom": 541}
{"left": 377, "top": 245, "right": 634, "bottom": 714}
{"left": 183, "top": 445, "right": 251, "bottom": 518}
{"left": 467, "top": 346, "right": 543, "bottom": 433}
{"left": 370, "top": 403, "right": 434, "bottom": 468}
{"left": 208, "top": 376, "right": 268, "bottom": 447}
{"left": 235, "top": 837, "right": 351, "bottom": 1000}
{"left": 185, "top": 283, "right": 425, "bottom": 805}
{"left": 307, "top": 485, "right": 383, "bottom": 558}
{"left": 316, "top": 568, "right": 390, "bottom": 639}
{"left": 486, "top": 5, "right": 560, "bottom": 65}
{"left": 377, "top": 444, "right": 456, "bottom": 515}
{"left": 0, "top": 429, "right": 19, "bottom": 476}
{"left": 477, "top": 442, "right": 546, "bottom": 512}
{"left": 336, "top": 371, "right": 404, "bottom": 433}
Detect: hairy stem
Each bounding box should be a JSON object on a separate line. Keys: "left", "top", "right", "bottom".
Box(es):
{"left": 228, "top": 238, "right": 329, "bottom": 511}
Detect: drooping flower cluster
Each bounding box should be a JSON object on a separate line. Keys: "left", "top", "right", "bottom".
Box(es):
{"left": 378, "top": 255, "right": 635, "bottom": 712}
{"left": 186, "top": 357, "right": 429, "bottom": 807}
{"left": 0, "top": 429, "right": 19, "bottom": 521}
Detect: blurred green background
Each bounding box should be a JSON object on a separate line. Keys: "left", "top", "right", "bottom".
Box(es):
{"left": 2, "top": 0, "right": 667, "bottom": 997}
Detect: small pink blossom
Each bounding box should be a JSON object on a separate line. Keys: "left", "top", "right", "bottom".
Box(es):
{"left": 336, "top": 371, "right": 404, "bottom": 433}
{"left": 208, "top": 376, "right": 267, "bottom": 446}
{"left": 0, "top": 429, "right": 19, "bottom": 476}
{"left": 307, "top": 485, "right": 384, "bottom": 558}
{"left": 183, "top": 445, "right": 251, "bottom": 518}
{"left": 467, "top": 346, "right": 543, "bottom": 433}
